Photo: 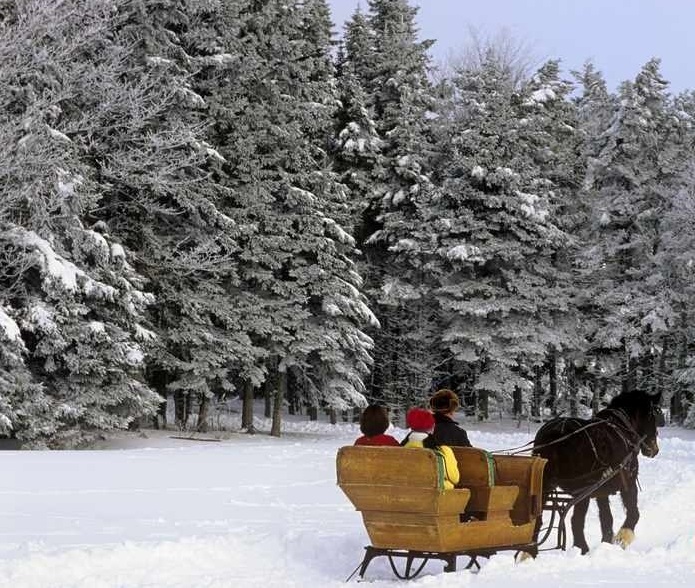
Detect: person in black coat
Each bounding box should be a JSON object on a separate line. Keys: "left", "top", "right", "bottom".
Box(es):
{"left": 429, "top": 389, "right": 472, "bottom": 447}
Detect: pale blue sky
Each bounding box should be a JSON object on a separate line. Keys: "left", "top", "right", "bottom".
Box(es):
{"left": 328, "top": 0, "right": 695, "bottom": 93}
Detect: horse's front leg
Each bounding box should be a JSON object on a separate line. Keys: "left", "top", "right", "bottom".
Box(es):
{"left": 595, "top": 495, "right": 614, "bottom": 543}
{"left": 571, "top": 497, "right": 590, "bottom": 554}
{"left": 515, "top": 502, "right": 542, "bottom": 563}
{"left": 615, "top": 477, "right": 639, "bottom": 549}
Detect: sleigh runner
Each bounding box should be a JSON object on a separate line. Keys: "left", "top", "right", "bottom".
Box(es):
{"left": 337, "top": 446, "right": 549, "bottom": 580}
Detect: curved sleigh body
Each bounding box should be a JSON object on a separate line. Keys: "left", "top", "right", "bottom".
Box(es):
{"left": 337, "top": 446, "right": 548, "bottom": 579}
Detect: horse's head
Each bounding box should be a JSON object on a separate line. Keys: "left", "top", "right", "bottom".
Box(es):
{"left": 607, "top": 389, "right": 663, "bottom": 457}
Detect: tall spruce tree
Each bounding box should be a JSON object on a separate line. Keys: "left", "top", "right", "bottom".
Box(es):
{"left": 428, "top": 55, "right": 571, "bottom": 418}
{"left": 516, "top": 60, "right": 584, "bottom": 417}
{"left": 342, "top": 0, "right": 438, "bottom": 410}
{"left": 195, "top": 0, "right": 375, "bottom": 434}
{"left": 571, "top": 62, "right": 618, "bottom": 411}
{"left": 87, "top": 0, "right": 254, "bottom": 430}
{"left": 0, "top": 0, "right": 161, "bottom": 445}
{"left": 581, "top": 59, "right": 686, "bottom": 396}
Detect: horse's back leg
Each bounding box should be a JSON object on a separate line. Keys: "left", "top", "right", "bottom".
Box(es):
{"left": 615, "top": 478, "right": 639, "bottom": 548}
{"left": 595, "top": 495, "right": 614, "bottom": 543}
{"left": 570, "top": 497, "right": 591, "bottom": 554}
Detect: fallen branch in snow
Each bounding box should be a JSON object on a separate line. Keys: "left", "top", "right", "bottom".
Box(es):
{"left": 169, "top": 435, "right": 222, "bottom": 442}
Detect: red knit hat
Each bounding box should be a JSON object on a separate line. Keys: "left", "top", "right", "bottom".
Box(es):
{"left": 406, "top": 408, "right": 435, "bottom": 432}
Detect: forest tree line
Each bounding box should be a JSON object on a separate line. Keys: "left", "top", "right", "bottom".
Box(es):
{"left": 2, "top": 0, "right": 695, "bottom": 446}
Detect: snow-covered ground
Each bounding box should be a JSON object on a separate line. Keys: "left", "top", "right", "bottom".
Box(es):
{"left": 1, "top": 416, "right": 695, "bottom": 587}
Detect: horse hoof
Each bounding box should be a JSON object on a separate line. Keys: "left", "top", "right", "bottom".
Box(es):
{"left": 515, "top": 551, "right": 534, "bottom": 563}
{"left": 614, "top": 528, "right": 635, "bottom": 549}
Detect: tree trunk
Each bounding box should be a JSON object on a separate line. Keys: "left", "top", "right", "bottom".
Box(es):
{"left": 590, "top": 380, "right": 599, "bottom": 416}
{"left": 547, "top": 348, "right": 557, "bottom": 416}
{"left": 477, "top": 389, "right": 489, "bottom": 421}
{"left": 567, "top": 362, "right": 578, "bottom": 417}
{"left": 174, "top": 391, "right": 187, "bottom": 428}
{"left": 672, "top": 325, "right": 687, "bottom": 424}
{"left": 512, "top": 386, "right": 522, "bottom": 417}
{"left": 622, "top": 342, "right": 638, "bottom": 393}
{"left": 655, "top": 336, "right": 668, "bottom": 399}
{"left": 329, "top": 408, "right": 337, "bottom": 425}
{"left": 263, "top": 365, "right": 276, "bottom": 419}
{"left": 271, "top": 371, "right": 287, "bottom": 437}
{"left": 287, "top": 370, "right": 298, "bottom": 415}
{"left": 264, "top": 385, "right": 271, "bottom": 418}
{"left": 640, "top": 336, "right": 653, "bottom": 394}
{"left": 242, "top": 380, "right": 256, "bottom": 434}
{"left": 308, "top": 405, "right": 318, "bottom": 421}
{"left": 155, "top": 396, "right": 167, "bottom": 430}
{"left": 196, "top": 393, "right": 209, "bottom": 432}
{"left": 353, "top": 406, "right": 361, "bottom": 423}
{"left": 532, "top": 364, "right": 542, "bottom": 419}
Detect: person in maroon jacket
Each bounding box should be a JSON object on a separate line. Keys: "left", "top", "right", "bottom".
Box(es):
{"left": 429, "top": 389, "right": 472, "bottom": 447}
{"left": 354, "top": 405, "right": 400, "bottom": 446}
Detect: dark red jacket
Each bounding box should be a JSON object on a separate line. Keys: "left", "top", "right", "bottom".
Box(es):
{"left": 354, "top": 434, "right": 400, "bottom": 447}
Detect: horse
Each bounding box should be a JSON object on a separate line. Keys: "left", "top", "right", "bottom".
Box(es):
{"left": 531, "top": 389, "right": 663, "bottom": 555}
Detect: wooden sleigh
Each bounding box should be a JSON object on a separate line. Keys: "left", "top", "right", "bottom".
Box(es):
{"left": 337, "top": 446, "right": 548, "bottom": 580}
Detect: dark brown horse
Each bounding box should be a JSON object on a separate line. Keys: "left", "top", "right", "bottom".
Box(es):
{"left": 532, "top": 389, "right": 663, "bottom": 555}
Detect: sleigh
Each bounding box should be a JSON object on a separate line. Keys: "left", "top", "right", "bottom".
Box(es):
{"left": 337, "top": 446, "right": 552, "bottom": 580}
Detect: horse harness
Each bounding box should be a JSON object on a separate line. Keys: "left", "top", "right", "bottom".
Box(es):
{"left": 550, "top": 409, "right": 645, "bottom": 494}
{"left": 497, "top": 409, "right": 646, "bottom": 495}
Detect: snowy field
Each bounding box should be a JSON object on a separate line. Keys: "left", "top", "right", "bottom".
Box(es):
{"left": 2, "top": 416, "right": 695, "bottom": 588}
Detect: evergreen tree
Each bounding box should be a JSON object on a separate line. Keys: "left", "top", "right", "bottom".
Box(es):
{"left": 195, "top": 0, "right": 375, "bottom": 434}
{"left": 516, "top": 60, "right": 584, "bottom": 417}
{"left": 581, "top": 59, "right": 686, "bottom": 396}
{"left": 573, "top": 61, "right": 616, "bottom": 166}
{"left": 428, "top": 55, "right": 571, "bottom": 417}
{"left": 333, "top": 47, "right": 383, "bottom": 232}
{"left": 654, "top": 89, "right": 695, "bottom": 423}
{"left": 0, "top": 0, "right": 161, "bottom": 445}
{"left": 342, "top": 0, "right": 438, "bottom": 409}
{"left": 95, "top": 0, "right": 257, "bottom": 430}
{"left": 571, "top": 62, "right": 618, "bottom": 411}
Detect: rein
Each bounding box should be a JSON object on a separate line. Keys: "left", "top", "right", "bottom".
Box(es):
{"left": 492, "top": 419, "right": 606, "bottom": 456}
{"left": 493, "top": 408, "right": 644, "bottom": 458}
{"left": 494, "top": 408, "right": 647, "bottom": 493}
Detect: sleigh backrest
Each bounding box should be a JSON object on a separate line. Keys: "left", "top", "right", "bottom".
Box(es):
{"left": 493, "top": 454, "right": 547, "bottom": 525}
{"left": 336, "top": 446, "right": 470, "bottom": 515}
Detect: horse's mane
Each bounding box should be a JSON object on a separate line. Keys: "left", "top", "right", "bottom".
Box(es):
{"left": 606, "top": 389, "right": 661, "bottom": 413}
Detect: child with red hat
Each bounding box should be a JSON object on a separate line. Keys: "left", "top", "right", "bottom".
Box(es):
{"left": 402, "top": 408, "right": 460, "bottom": 489}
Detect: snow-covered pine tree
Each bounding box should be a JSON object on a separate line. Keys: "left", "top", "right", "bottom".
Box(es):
{"left": 290, "top": 0, "right": 377, "bottom": 418}
{"left": 573, "top": 62, "right": 617, "bottom": 166}
{"left": 428, "top": 55, "right": 571, "bottom": 419}
{"left": 333, "top": 45, "right": 383, "bottom": 233}
{"left": 342, "top": 6, "right": 375, "bottom": 88}
{"left": 92, "top": 0, "right": 260, "bottom": 431}
{"left": 515, "top": 60, "right": 584, "bottom": 417}
{"left": 0, "top": 0, "right": 161, "bottom": 446}
{"left": 581, "top": 59, "right": 686, "bottom": 398}
{"left": 194, "top": 0, "right": 375, "bottom": 434}
{"left": 0, "top": 307, "right": 49, "bottom": 440}
{"left": 658, "top": 181, "right": 695, "bottom": 425}
{"left": 569, "top": 62, "right": 619, "bottom": 412}
{"left": 653, "top": 90, "right": 695, "bottom": 424}
{"left": 342, "top": 0, "right": 438, "bottom": 411}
